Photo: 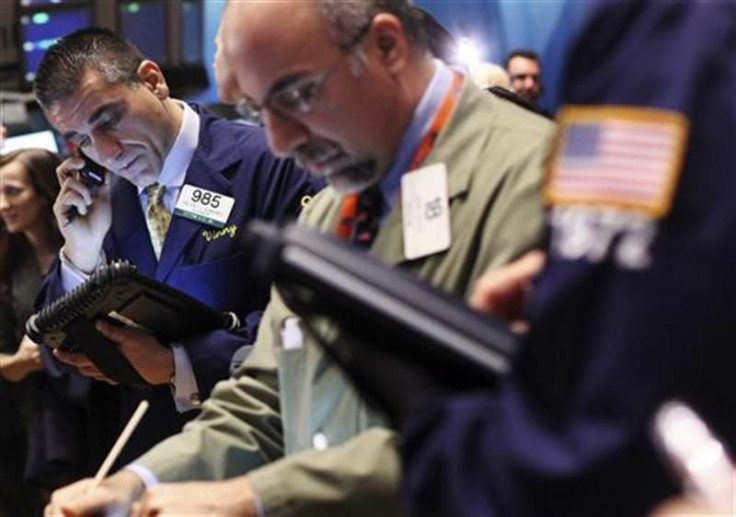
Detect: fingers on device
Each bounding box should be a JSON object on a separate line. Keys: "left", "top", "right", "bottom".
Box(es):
{"left": 64, "top": 151, "right": 106, "bottom": 223}
{"left": 653, "top": 401, "right": 735, "bottom": 512}
{"left": 26, "top": 261, "right": 240, "bottom": 387}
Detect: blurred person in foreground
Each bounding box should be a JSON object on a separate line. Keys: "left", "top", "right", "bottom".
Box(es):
{"left": 400, "top": 2, "right": 736, "bottom": 515}
{"left": 45, "top": 0, "right": 553, "bottom": 515}
{"left": 0, "top": 149, "right": 62, "bottom": 515}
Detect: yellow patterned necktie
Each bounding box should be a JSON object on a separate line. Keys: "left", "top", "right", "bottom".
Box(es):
{"left": 145, "top": 183, "right": 172, "bottom": 260}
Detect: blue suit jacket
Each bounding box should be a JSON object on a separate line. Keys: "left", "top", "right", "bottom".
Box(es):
{"left": 402, "top": 3, "right": 736, "bottom": 516}
{"left": 32, "top": 106, "right": 320, "bottom": 476}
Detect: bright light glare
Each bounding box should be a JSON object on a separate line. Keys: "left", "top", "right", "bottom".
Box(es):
{"left": 455, "top": 37, "right": 481, "bottom": 69}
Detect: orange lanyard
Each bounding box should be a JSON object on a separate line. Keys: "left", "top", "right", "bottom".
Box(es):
{"left": 408, "top": 71, "right": 464, "bottom": 171}
{"left": 336, "top": 71, "right": 464, "bottom": 242}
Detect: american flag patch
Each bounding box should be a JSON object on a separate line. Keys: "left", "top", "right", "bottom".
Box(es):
{"left": 545, "top": 106, "right": 689, "bottom": 218}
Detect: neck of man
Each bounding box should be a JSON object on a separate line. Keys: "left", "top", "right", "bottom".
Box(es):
{"left": 402, "top": 50, "right": 438, "bottom": 116}
{"left": 160, "top": 98, "right": 186, "bottom": 162}
{"left": 380, "top": 51, "right": 437, "bottom": 175}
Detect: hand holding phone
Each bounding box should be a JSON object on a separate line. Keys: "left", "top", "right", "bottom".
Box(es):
{"left": 54, "top": 148, "right": 113, "bottom": 273}
{"left": 64, "top": 151, "right": 107, "bottom": 224}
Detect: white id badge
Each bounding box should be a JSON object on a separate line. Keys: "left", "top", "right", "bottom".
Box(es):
{"left": 401, "top": 163, "right": 451, "bottom": 260}
{"left": 174, "top": 184, "right": 234, "bottom": 228}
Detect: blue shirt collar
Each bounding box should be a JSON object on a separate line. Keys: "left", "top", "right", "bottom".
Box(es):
{"left": 377, "top": 59, "right": 454, "bottom": 214}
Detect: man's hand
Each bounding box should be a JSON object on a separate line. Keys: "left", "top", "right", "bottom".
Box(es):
{"left": 53, "top": 349, "right": 118, "bottom": 384}
{"left": 469, "top": 250, "right": 546, "bottom": 334}
{"left": 53, "top": 155, "right": 112, "bottom": 273}
{"left": 134, "top": 477, "right": 259, "bottom": 517}
{"left": 55, "top": 321, "right": 174, "bottom": 385}
{"left": 45, "top": 470, "right": 144, "bottom": 517}
{"left": 0, "top": 335, "right": 43, "bottom": 382}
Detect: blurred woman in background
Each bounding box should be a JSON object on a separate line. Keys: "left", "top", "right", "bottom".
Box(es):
{"left": 0, "top": 148, "right": 61, "bottom": 516}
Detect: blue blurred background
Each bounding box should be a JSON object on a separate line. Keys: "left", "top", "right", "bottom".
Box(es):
{"left": 194, "top": 1, "right": 590, "bottom": 113}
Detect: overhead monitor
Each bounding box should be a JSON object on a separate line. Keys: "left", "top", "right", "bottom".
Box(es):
{"left": 18, "top": 6, "right": 93, "bottom": 84}
{"left": 118, "top": 0, "right": 167, "bottom": 63}
{"left": 180, "top": 0, "right": 203, "bottom": 64}
{"left": 20, "top": 0, "right": 88, "bottom": 6}
{"left": 0, "top": 129, "right": 60, "bottom": 154}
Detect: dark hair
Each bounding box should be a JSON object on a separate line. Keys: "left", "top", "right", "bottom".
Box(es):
{"left": 0, "top": 149, "right": 63, "bottom": 310}
{"left": 34, "top": 27, "right": 145, "bottom": 109}
{"left": 504, "top": 49, "right": 540, "bottom": 70}
{"left": 315, "top": 0, "right": 428, "bottom": 51}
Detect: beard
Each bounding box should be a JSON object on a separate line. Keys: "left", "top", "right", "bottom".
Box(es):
{"left": 293, "top": 138, "right": 381, "bottom": 194}
{"left": 325, "top": 159, "right": 381, "bottom": 194}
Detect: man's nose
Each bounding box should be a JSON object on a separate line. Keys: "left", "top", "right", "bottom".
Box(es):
{"left": 0, "top": 193, "right": 8, "bottom": 211}
{"left": 263, "top": 110, "right": 311, "bottom": 159}
{"left": 90, "top": 132, "right": 124, "bottom": 166}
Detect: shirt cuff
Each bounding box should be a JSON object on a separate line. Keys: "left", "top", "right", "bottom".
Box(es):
{"left": 124, "top": 464, "right": 160, "bottom": 489}
{"left": 169, "top": 343, "right": 201, "bottom": 412}
{"left": 59, "top": 249, "right": 105, "bottom": 292}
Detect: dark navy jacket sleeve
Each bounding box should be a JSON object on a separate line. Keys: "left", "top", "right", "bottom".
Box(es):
{"left": 401, "top": 3, "right": 736, "bottom": 516}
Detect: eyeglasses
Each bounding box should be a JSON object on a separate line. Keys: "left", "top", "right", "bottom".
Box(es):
{"left": 235, "top": 57, "right": 344, "bottom": 126}
{"left": 234, "top": 20, "right": 373, "bottom": 126}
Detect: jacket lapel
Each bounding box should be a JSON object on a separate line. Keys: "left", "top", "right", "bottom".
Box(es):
{"left": 155, "top": 109, "right": 239, "bottom": 282}
{"left": 110, "top": 179, "right": 157, "bottom": 277}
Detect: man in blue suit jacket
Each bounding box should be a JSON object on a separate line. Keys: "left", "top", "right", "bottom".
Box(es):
{"left": 401, "top": 2, "right": 736, "bottom": 516}
{"left": 30, "top": 28, "right": 318, "bottom": 472}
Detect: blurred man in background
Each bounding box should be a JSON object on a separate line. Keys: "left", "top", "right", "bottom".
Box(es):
{"left": 505, "top": 49, "right": 544, "bottom": 107}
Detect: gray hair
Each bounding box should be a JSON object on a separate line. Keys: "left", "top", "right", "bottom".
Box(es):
{"left": 34, "top": 28, "right": 145, "bottom": 109}
{"left": 314, "top": 0, "right": 427, "bottom": 51}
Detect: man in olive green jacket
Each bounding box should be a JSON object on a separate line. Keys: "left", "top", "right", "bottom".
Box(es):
{"left": 46, "top": 1, "right": 553, "bottom": 516}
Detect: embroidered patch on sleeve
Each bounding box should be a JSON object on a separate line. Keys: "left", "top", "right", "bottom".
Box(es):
{"left": 544, "top": 106, "right": 689, "bottom": 218}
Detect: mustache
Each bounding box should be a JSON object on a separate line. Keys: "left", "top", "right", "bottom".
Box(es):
{"left": 292, "top": 139, "right": 344, "bottom": 167}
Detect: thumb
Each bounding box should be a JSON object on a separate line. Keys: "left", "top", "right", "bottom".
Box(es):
{"left": 95, "top": 320, "right": 127, "bottom": 343}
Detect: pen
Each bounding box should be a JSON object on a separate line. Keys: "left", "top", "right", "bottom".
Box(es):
{"left": 87, "top": 400, "right": 149, "bottom": 494}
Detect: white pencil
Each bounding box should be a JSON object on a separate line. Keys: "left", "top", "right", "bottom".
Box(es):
{"left": 87, "top": 400, "right": 150, "bottom": 493}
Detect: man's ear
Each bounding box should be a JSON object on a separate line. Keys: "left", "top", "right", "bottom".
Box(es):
{"left": 137, "top": 60, "right": 170, "bottom": 99}
{"left": 368, "top": 13, "right": 410, "bottom": 75}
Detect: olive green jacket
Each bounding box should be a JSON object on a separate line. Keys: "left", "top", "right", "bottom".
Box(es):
{"left": 136, "top": 80, "right": 554, "bottom": 517}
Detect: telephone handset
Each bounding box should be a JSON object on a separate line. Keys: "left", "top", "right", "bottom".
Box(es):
{"left": 64, "top": 150, "right": 106, "bottom": 223}
{"left": 78, "top": 150, "right": 106, "bottom": 187}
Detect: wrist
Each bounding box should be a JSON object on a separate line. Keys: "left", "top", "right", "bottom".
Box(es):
{"left": 152, "top": 347, "right": 175, "bottom": 385}
{"left": 0, "top": 352, "right": 31, "bottom": 382}
{"left": 61, "top": 244, "right": 104, "bottom": 275}
{"left": 105, "top": 470, "right": 146, "bottom": 503}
